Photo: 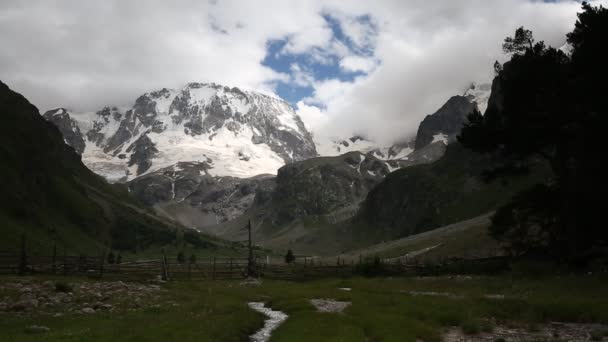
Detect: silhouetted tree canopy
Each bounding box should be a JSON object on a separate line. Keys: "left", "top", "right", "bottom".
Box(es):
{"left": 502, "top": 26, "right": 534, "bottom": 54}
{"left": 459, "top": 2, "right": 608, "bottom": 263}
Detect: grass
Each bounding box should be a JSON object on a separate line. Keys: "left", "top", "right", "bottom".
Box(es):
{"left": 340, "top": 216, "right": 499, "bottom": 264}
{"left": 1, "top": 274, "right": 607, "bottom": 341}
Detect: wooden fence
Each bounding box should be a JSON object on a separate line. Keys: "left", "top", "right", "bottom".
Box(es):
{"left": 0, "top": 250, "right": 511, "bottom": 280}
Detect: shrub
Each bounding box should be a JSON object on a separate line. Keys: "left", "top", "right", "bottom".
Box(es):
{"left": 460, "top": 318, "right": 481, "bottom": 335}
{"left": 54, "top": 281, "right": 72, "bottom": 293}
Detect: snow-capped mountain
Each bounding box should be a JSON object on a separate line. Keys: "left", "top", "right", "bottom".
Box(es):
{"left": 463, "top": 82, "right": 491, "bottom": 115}
{"left": 316, "top": 81, "right": 491, "bottom": 163}
{"left": 315, "top": 135, "right": 414, "bottom": 161}
{"left": 43, "top": 83, "right": 317, "bottom": 182}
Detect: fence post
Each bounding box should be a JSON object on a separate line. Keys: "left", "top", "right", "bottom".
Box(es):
{"left": 63, "top": 246, "right": 67, "bottom": 276}
{"left": 52, "top": 242, "right": 57, "bottom": 274}
{"left": 99, "top": 252, "right": 105, "bottom": 278}
{"left": 212, "top": 256, "right": 216, "bottom": 280}
{"left": 18, "top": 233, "right": 27, "bottom": 276}
{"left": 161, "top": 250, "right": 168, "bottom": 281}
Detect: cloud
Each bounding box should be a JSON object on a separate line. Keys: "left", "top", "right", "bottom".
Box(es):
{"left": 1, "top": 0, "right": 604, "bottom": 145}
{"left": 339, "top": 56, "right": 378, "bottom": 73}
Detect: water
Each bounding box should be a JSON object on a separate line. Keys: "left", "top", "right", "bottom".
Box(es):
{"left": 248, "top": 302, "right": 288, "bottom": 342}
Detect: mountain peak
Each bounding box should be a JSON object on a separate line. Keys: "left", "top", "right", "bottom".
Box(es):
{"left": 44, "top": 82, "right": 317, "bottom": 182}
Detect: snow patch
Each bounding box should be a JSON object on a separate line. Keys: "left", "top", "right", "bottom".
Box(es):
{"left": 432, "top": 133, "right": 448, "bottom": 145}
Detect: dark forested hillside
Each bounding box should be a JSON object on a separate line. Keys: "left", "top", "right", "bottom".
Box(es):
{"left": 459, "top": 3, "right": 608, "bottom": 262}
{"left": 0, "top": 81, "right": 209, "bottom": 254}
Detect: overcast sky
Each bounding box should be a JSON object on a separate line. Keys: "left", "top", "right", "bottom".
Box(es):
{"left": 1, "top": 0, "right": 602, "bottom": 144}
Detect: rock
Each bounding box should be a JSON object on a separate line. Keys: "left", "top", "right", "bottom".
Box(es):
{"left": 240, "top": 277, "right": 262, "bottom": 286}
{"left": 24, "top": 325, "right": 50, "bottom": 334}
{"left": 81, "top": 307, "right": 95, "bottom": 314}
{"left": 13, "top": 298, "right": 38, "bottom": 310}
{"left": 19, "top": 293, "right": 36, "bottom": 302}
{"left": 310, "top": 299, "right": 351, "bottom": 313}
{"left": 19, "top": 286, "right": 32, "bottom": 293}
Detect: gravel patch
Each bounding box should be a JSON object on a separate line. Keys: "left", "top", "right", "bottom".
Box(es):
{"left": 443, "top": 322, "right": 608, "bottom": 341}
{"left": 310, "top": 298, "right": 351, "bottom": 313}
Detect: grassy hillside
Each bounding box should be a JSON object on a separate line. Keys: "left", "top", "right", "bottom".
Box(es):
{"left": 341, "top": 213, "right": 500, "bottom": 262}
{"left": 0, "top": 81, "right": 217, "bottom": 256}
{"left": 355, "top": 143, "right": 551, "bottom": 242}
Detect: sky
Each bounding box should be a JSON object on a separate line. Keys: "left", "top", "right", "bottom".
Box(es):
{"left": 1, "top": 0, "right": 603, "bottom": 144}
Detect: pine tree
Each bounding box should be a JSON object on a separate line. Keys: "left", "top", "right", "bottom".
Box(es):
{"left": 502, "top": 26, "right": 534, "bottom": 54}
{"left": 107, "top": 251, "right": 115, "bottom": 264}
{"left": 284, "top": 249, "right": 295, "bottom": 264}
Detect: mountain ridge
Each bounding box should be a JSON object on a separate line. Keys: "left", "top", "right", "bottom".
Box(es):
{"left": 43, "top": 82, "right": 317, "bottom": 182}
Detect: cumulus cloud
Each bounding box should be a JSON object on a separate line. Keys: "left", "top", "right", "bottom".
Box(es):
{"left": 1, "top": 0, "right": 604, "bottom": 144}
{"left": 339, "top": 56, "right": 378, "bottom": 73}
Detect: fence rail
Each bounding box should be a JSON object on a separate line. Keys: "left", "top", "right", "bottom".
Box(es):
{"left": 0, "top": 251, "right": 511, "bottom": 280}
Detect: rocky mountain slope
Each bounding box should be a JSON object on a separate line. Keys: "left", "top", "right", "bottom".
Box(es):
{"left": 464, "top": 82, "right": 492, "bottom": 114}
{"left": 125, "top": 89, "right": 481, "bottom": 239}
{"left": 414, "top": 95, "right": 477, "bottom": 150}
{"left": 268, "top": 151, "right": 391, "bottom": 224}
{"left": 0, "top": 80, "right": 211, "bottom": 254}
{"left": 43, "top": 83, "right": 317, "bottom": 182}
{"left": 353, "top": 77, "right": 547, "bottom": 243}
{"left": 127, "top": 162, "right": 275, "bottom": 228}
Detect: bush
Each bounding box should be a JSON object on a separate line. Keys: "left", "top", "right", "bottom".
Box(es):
{"left": 460, "top": 318, "right": 481, "bottom": 335}
{"left": 54, "top": 281, "right": 72, "bottom": 293}
{"left": 590, "top": 329, "right": 608, "bottom": 341}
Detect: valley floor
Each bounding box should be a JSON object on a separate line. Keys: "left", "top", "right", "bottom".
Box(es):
{"left": 1, "top": 274, "right": 607, "bottom": 341}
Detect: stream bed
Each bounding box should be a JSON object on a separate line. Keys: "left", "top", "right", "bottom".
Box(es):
{"left": 248, "top": 302, "right": 288, "bottom": 342}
